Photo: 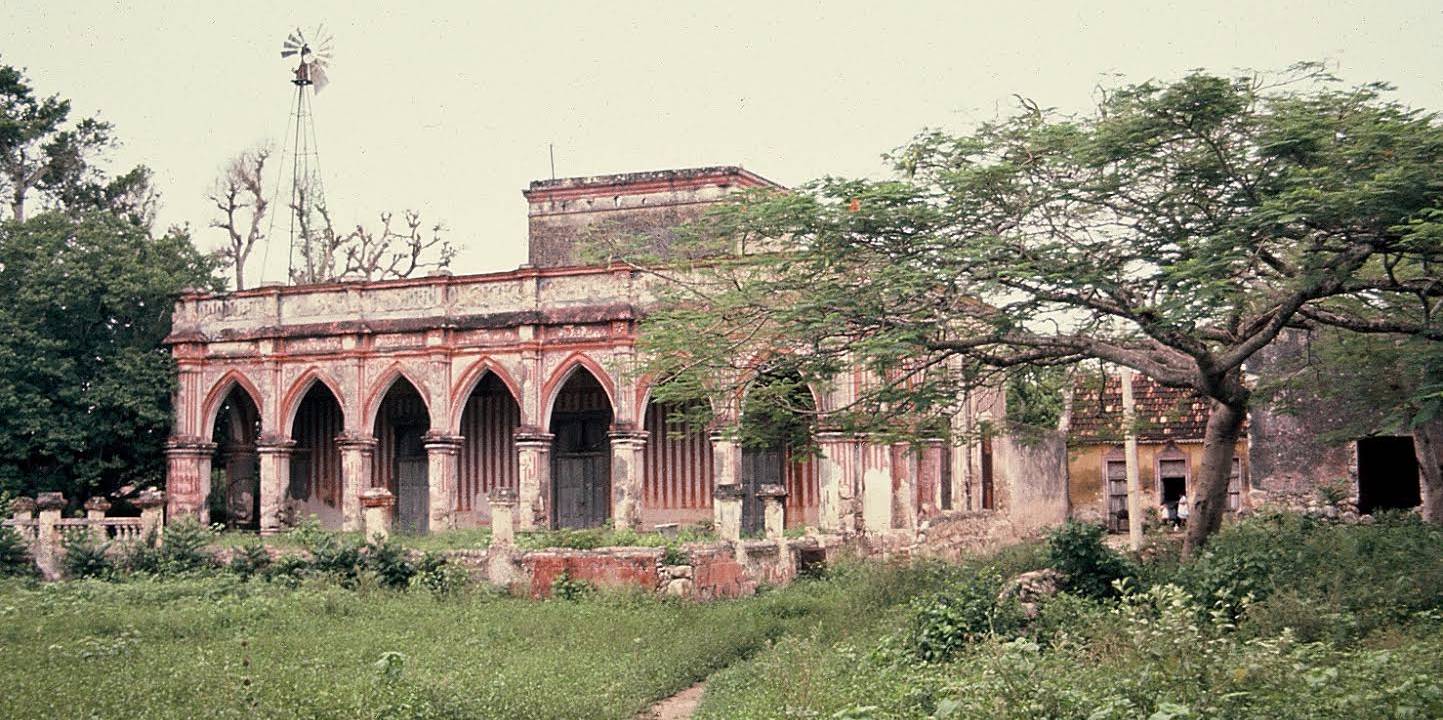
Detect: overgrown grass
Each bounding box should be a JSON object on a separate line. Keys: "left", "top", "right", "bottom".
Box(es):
{"left": 697, "top": 512, "right": 1443, "bottom": 719}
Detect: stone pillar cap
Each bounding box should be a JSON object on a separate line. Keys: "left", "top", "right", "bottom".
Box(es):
{"left": 134, "top": 489, "right": 166, "bottom": 509}
{"left": 84, "top": 497, "right": 113, "bottom": 512}
{"left": 713, "top": 484, "right": 747, "bottom": 500}
{"left": 360, "top": 487, "right": 396, "bottom": 508}
{"left": 10, "top": 497, "right": 36, "bottom": 513}
{"left": 488, "top": 487, "right": 519, "bottom": 504}
{"left": 35, "top": 492, "right": 66, "bottom": 510}
{"left": 755, "top": 483, "right": 789, "bottom": 498}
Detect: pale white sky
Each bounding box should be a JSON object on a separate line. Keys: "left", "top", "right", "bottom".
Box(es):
{"left": 3, "top": 1, "right": 1441, "bottom": 283}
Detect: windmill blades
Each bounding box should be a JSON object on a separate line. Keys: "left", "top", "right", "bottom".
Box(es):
{"left": 309, "top": 64, "right": 330, "bottom": 93}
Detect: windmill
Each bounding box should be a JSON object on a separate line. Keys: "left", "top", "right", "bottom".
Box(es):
{"left": 276, "top": 26, "right": 334, "bottom": 283}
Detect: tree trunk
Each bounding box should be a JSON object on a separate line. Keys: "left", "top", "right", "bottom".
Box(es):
{"left": 10, "top": 186, "right": 24, "bottom": 223}
{"left": 234, "top": 263, "right": 246, "bottom": 292}
{"left": 1414, "top": 418, "right": 1443, "bottom": 524}
{"left": 1183, "top": 399, "right": 1247, "bottom": 557}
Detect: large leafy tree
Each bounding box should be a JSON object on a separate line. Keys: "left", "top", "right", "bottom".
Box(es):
{"left": 0, "top": 61, "right": 153, "bottom": 223}
{"left": 617, "top": 65, "right": 1443, "bottom": 554}
{"left": 0, "top": 212, "right": 216, "bottom": 501}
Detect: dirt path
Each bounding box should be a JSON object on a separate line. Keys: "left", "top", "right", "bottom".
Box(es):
{"left": 637, "top": 681, "right": 707, "bottom": 720}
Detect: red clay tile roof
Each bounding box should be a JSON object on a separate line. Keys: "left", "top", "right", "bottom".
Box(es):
{"left": 1069, "top": 374, "right": 1215, "bottom": 442}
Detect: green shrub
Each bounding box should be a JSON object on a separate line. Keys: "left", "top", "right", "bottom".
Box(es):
{"left": 228, "top": 542, "right": 272, "bottom": 580}
{"left": 366, "top": 539, "right": 416, "bottom": 590}
{"left": 159, "top": 517, "right": 217, "bottom": 573}
{"left": 905, "top": 568, "right": 1023, "bottom": 662}
{"left": 550, "top": 569, "right": 595, "bottom": 601}
{"left": 306, "top": 533, "right": 365, "bottom": 586}
{"left": 60, "top": 531, "right": 112, "bottom": 579}
{"left": 0, "top": 524, "right": 33, "bottom": 577}
{"left": 264, "top": 554, "right": 313, "bottom": 586}
{"left": 1045, "top": 521, "right": 1134, "bottom": 599}
{"left": 411, "top": 552, "right": 468, "bottom": 597}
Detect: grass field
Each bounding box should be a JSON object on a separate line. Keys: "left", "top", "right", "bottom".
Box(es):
{"left": 6, "top": 511, "right": 1443, "bottom": 719}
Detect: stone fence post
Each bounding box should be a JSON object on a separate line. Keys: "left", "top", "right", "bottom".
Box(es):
{"left": 136, "top": 490, "right": 166, "bottom": 542}
{"left": 84, "top": 497, "right": 112, "bottom": 542}
{"left": 488, "top": 487, "right": 518, "bottom": 548}
{"left": 10, "top": 496, "right": 35, "bottom": 523}
{"left": 360, "top": 487, "right": 396, "bottom": 542}
{"left": 757, "top": 483, "right": 788, "bottom": 540}
{"left": 714, "top": 484, "right": 745, "bottom": 542}
{"left": 35, "top": 492, "right": 65, "bottom": 580}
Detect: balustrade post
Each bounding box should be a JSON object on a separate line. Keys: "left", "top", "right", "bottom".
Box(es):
{"left": 84, "top": 497, "right": 111, "bottom": 542}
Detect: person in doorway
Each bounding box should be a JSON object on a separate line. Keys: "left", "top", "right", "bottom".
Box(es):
{"left": 1163, "top": 498, "right": 1179, "bottom": 527}
{"left": 1177, "top": 494, "right": 1189, "bottom": 527}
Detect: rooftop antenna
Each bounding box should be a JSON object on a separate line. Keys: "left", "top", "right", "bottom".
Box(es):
{"left": 270, "top": 26, "right": 335, "bottom": 284}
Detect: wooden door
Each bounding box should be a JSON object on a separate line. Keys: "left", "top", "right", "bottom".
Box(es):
{"left": 742, "top": 447, "right": 783, "bottom": 536}
{"left": 394, "top": 425, "right": 428, "bottom": 534}
{"left": 552, "top": 411, "right": 611, "bottom": 529}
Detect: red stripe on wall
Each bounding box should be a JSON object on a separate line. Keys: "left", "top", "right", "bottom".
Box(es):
{"left": 458, "top": 374, "right": 520, "bottom": 512}
{"left": 643, "top": 402, "right": 714, "bottom": 510}
{"left": 292, "top": 386, "right": 343, "bottom": 507}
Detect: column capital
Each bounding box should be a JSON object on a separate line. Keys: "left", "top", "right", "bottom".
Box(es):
{"left": 83, "top": 497, "right": 112, "bottom": 514}
{"left": 256, "top": 434, "right": 298, "bottom": 455}
{"left": 514, "top": 430, "right": 555, "bottom": 447}
{"left": 134, "top": 489, "right": 166, "bottom": 510}
{"left": 713, "top": 484, "right": 747, "bottom": 501}
{"left": 360, "top": 487, "right": 396, "bottom": 509}
{"left": 607, "top": 429, "right": 648, "bottom": 446}
{"left": 421, "top": 432, "right": 464, "bottom": 450}
{"left": 488, "top": 486, "right": 519, "bottom": 507}
{"left": 35, "top": 492, "right": 66, "bottom": 511}
{"left": 334, "top": 432, "right": 379, "bottom": 451}
{"left": 10, "top": 497, "right": 36, "bottom": 516}
{"left": 165, "top": 436, "right": 217, "bottom": 457}
{"left": 755, "top": 483, "right": 788, "bottom": 499}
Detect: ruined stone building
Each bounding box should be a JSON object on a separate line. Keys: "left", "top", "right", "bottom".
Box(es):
{"left": 163, "top": 167, "right": 1030, "bottom": 538}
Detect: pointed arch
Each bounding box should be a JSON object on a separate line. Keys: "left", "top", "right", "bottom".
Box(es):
{"left": 201, "top": 369, "right": 265, "bottom": 437}
{"left": 540, "top": 353, "right": 617, "bottom": 432}
{"left": 364, "top": 363, "right": 433, "bottom": 432}
{"left": 450, "top": 356, "right": 524, "bottom": 432}
{"left": 280, "top": 367, "right": 347, "bottom": 439}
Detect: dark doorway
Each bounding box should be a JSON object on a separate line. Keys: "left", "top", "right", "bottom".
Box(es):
{"left": 1357, "top": 435, "right": 1421, "bottom": 515}
{"left": 741, "top": 448, "right": 783, "bottom": 535}
{"left": 374, "top": 377, "right": 432, "bottom": 534}
{"left": 740, "top": 371, "right": 815, "bottom": 534}
{"left": 394, "top": 424, "right": 429, "bottom": 534}
{"left": 980, "top": 431, "right": 994, "bottom": 510}
{"left": 550, "top": 369, "right": 613, "bottom": 529}
{"left": 211, "top": 384, "right": 261, "bottom": 529}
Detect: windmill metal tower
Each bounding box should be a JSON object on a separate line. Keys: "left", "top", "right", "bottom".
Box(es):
{"left": 277, "top": 26, "right": 334, "bottom": 283}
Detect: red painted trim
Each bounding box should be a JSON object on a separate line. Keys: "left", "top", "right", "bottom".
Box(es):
{"left": 280, "top": 368, "right": 349, "bottom": 438}
{"left": 364, "top": 363, "right": 433, "bottom": 432}
{"left": 539, "top": 352, "right": 617, "bottom": 432}
{"left": 450, "top": 357, "right": 526, "bottom": 432}
{"left": 201, "top": 370, "right": 265, "bottom": 438}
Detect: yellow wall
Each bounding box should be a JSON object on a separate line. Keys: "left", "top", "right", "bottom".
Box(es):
{"left": 1067, "top": 440, "right": 1249, "bottom": 526}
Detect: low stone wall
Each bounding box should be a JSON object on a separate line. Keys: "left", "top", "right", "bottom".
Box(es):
{"left": 443, "top": 536, "right": 839, "bottom": 600}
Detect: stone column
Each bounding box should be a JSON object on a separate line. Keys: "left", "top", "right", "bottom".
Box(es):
{"left": 35, "top": 492, "right": 65, "bottom": 580}
{"left": 217, "top": 443, "right": 259, "bottom": 528}
{"left": 256, "top": 436, "right": 296, "bottom": 536}
{"left": 514, "top": 430, "right": 553, "bottom": 530}
{"left": 920, "top": 438, "right": 946, "bottom": 519}
{"left": 894, "top": 443, "right": 919, "bottom": 533}
{"left": 84, "top": 497, "right": 111, "bottom": 542}
{"left": 164, "top": 436, "right": 216, "bottom": 524}
{"left": 335, "top": 433, "right": 378, "bottom": 532}
{"left": 135, "top": 490, "right": 166, "bottom": 541}
{"left": 488, "top": 487, "right": 518, "bottom": 547}
{"left": 714, "top": 484, "right": 745, "bottom": 542}
{"left": 861, "top": 439, "right": 894, "bottom": 534}
{"left": 710, "top": 430, "right": 743, "bottom": 530}
{"left": 423, "top": 433, "right": 464, "bottom": 533}
{"left": 757, "top": 483, "right": 788, "bottom": 540}
{"left": 814, "top": 431, "right": 855, "bottom": 534}
{"left": 608, "top": 429, "right": 648, "bottom": 531}
{"left": 360, "top": 487, "right": 396, "bottom": 542}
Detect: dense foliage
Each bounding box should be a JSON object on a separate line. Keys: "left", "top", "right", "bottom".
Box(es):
{"left": 697, "top": 513, "right": 1443, "bottom": 718}
{"left": 0, "top": 212, "right": 216, "bottom": 500}
{"left": 618, "top": 64, "right": 1443, "bottom": 552}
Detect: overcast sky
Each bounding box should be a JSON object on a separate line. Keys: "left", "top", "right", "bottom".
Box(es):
{"left": 3, "top": 1, "right": 1441, "bottom": 283}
